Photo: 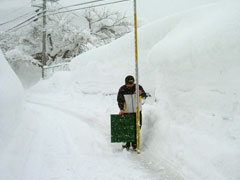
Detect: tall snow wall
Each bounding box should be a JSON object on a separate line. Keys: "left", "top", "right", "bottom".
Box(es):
{"left": 0, "top": 49, "right": 24, "bottom": 147}
{"left": 70, "top": 1, "right": 240, "bottom": 180}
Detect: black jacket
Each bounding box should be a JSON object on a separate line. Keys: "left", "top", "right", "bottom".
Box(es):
{"left": 117, "top": 84, "right": 147, "bottom": 111}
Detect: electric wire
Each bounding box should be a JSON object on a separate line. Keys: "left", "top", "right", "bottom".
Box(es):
{"left": 0, "top": 10, "right": 38, "bottom": 26}
{"left": 39, "top": 0, "right": 130, "bottom": 16}
{"left": 44, "top": 0, "right": 131, "bottom": 17}
{"left": 55, "top": 1, "right": 80, "bottom": 18}
{"left": 57, "top": 0, "right": 107, "bottom": 10}
{"left": 4, "top": 0, "right": 108, "bottom": 31}
{"left": 31, "top": 0, "right": 112, "bottom": 17}
{"left": 6, "top": 13, "right": 42, "bottom": 32}
{"left": 8, "top": 0, "right": 108, "bottom": 31}
{"left": 0, "top": 1, "right": 32, "bottom": 19}
{"left": 6, "top": 0, "right": 131, "bottom": 33}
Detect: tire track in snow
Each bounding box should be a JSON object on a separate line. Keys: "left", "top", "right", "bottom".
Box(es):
{"left": 26, "top": 99, "right": 185, "bottom": 180}
{"left": 25, "top": 100, "right": 156, "bottom": 179}
{"left": 26, "top": 99, "right": 108, "bottom": 137}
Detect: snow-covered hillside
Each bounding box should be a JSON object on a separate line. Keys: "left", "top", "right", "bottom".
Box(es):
{"left": 0, "top": 0, "right": 240, "bottom": 180}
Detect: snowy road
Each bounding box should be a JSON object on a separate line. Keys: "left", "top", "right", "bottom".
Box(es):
{"left": 1, "top": 0, "right": 240, "bottom": 179}
{"left": 0, "top": 88, "right": 185, "bottom": 180}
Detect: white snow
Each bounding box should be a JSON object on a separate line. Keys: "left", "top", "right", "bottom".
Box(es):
{"left": 1, "top": 0, "right": 240, "bottom": 180}
{"left": 0, "top": 49, "right": 23, "bottom": 149}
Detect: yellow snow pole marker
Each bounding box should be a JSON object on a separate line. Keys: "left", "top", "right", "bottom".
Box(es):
{"left": 133, "top": 0, "right": 140, "bottom": 154}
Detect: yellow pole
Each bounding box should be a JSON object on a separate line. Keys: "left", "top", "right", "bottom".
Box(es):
{"left": 133, "top": 0, "right": 140, "bottom": 154}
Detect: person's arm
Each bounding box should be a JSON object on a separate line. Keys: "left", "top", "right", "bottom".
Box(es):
{"left": 117, "top": 86, "right": 125, "bottom": 114}
{"left": 139, "top": 85, "right": 147, "bottom": 99}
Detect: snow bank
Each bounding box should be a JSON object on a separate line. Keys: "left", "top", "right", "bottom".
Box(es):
{"left": 0, "top": 49, "right": 24, "bottom": 147}
{"left": 69, "top": 1, "right": 240, "bottom": 179}
{"left": 144, "top": 1, "right": 240, "bottom": 180}
{"left": 2, "top": 0, "right": 240, "bottom": 179}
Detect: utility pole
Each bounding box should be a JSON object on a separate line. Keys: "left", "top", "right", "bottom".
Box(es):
{"left": 133, "top": 0, "right": 140, "bottom": 154}
{"left": 42, "top": 0, "right": 47, "bottom": 79}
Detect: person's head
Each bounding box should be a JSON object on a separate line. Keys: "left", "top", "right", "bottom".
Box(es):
{"left": 125, "top": 75, "right": 135, "bottom": 87}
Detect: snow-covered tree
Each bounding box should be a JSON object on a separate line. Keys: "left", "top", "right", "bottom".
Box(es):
{"left": 0, "top": 4, "right": 132, "bottom": 68}
{"left": 83, "top": 8, "right": 132, "bottom": 46}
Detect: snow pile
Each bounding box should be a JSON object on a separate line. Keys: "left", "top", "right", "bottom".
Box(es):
{"left": 1, "top": 0, "right": 240, "bottom": 179}
{"left": 68, "top": 1, "right": 240, "bottom": 179}
{"left": 142, "top": 2, "right": 240, "bottom": 179}
{"left": 0, "top": 49, "right": 23, "bottom": 147}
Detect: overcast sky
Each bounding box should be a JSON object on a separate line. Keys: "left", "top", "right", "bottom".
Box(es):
{"left": 0, "top": 0, "right": 221, "bottom": 22}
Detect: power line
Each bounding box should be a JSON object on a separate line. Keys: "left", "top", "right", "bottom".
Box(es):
{"left": 4, "top": 0, "right": 110, "bottom": 31}
{"left": 6, "top": 12, "right": 42, "bottom": 32}
{"left": 57, "top": 0, "right": 107, "bottom": 10}
{"left": 6, "top": 0, "right": 107, "bottom": 32}
{"left": 6, "top": 0, "right": 131, "bottom": 33}
{"left": 40, "top": 0, "right": 128, "bottom": 16}
{"left": 55, "top": 1, "right": 80, "bottom": 18}
{"left": 0, "top": 10, "right": 37, "bottom": 26}
{"left": 31, "top": 0, "right": 110, "bottom": 17}
{"left": 5, "top": 20, "right": 34, "bottom": 33}
{"left": 0, "top": 1, "right": 32, "bottom": 19}
{"left": 45, "top": 0, "right": 131, "bottom": 16}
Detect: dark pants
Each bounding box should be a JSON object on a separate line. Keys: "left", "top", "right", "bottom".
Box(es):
{"left": 125, "top": 112, "right": 142, "bottom": 149}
